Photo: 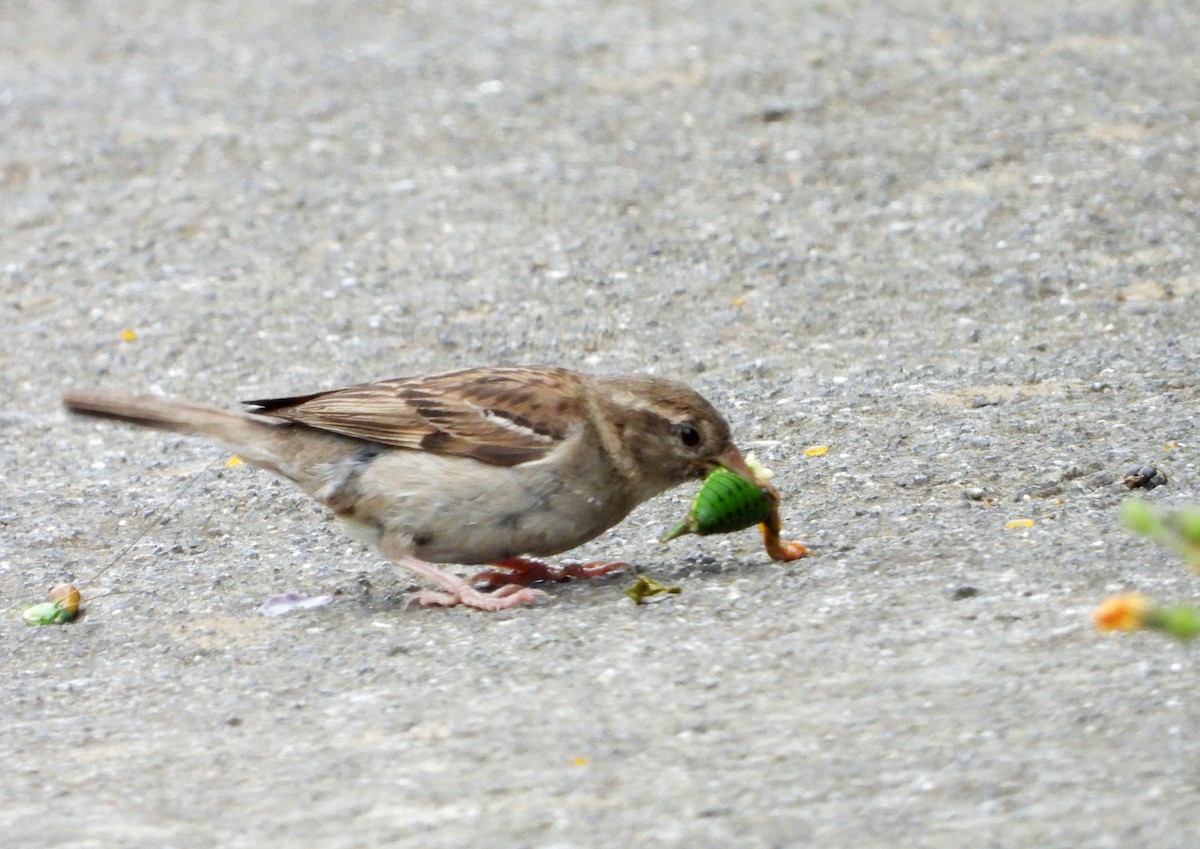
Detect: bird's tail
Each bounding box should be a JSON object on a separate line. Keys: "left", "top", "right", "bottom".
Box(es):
{"left": 62, "top": 390, "right": 291, "bottom": 474}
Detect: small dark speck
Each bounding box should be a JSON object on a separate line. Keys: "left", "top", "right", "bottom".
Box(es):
{"left": 226, "top": 717, "right": 243, "bottom": 727}
{"left": 413, "top": 532, "right": 434, "bottom": 547}
{"left": 1122, "top": 465, "right": 1167, "bottom": 490}
{"left": 951, "top": 586, "right": 979, "bottom": 600}
{"left": 760, "top": 105, "right": 792, "bottom": 123}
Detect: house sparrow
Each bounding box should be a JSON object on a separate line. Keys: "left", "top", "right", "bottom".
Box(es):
{"left": 62, "top": 366, "right": 761, "bottom": 611}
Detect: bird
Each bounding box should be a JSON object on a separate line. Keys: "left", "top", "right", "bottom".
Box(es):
{"left": 62, "top": 365, "right": 761, "bottom": 611}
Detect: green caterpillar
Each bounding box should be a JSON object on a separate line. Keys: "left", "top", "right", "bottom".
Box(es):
{"left": 660, "top": 467, "right": 773, "bottom": 542}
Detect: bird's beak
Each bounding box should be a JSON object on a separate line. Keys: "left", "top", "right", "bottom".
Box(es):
{"left": 714, "top": 446, "right": 758, "bottom": 485}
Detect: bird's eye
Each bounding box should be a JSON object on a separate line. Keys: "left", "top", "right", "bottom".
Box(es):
{"left": 678, "top": 425, "right": 701, "bottom": 447}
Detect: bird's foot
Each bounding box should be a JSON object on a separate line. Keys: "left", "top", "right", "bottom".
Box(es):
{"left": 386, "top": 547, "right": 551, "bottom": 612}
{"left": 406, "top": 583, "right": 549, "bottom": 611}
{"left": 470, "top": 557, "right": 630, "bottom": 589}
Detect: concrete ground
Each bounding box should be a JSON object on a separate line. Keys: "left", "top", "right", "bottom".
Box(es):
{"left": 3, "top": 1, "right": 1199, "bottom": 846}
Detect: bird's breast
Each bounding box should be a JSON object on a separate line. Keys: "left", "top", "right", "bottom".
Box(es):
{"left": 325, "top": 445, "right": 635, "bottom": 565}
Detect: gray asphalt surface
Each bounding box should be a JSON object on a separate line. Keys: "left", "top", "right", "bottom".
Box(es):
{"left": 4, "top": 1, "right": 1200, "bottom": 846}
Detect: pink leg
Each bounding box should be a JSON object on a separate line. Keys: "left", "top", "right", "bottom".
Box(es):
{"left": 470, "top": 557, "right": 630, "bottom": 589}
{"left": 379, "top": 538, "right": 548, "bottom": 611}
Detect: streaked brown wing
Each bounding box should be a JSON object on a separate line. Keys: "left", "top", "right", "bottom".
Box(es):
{"left": 244, "top": 366, "right": 583, "bottom": 467}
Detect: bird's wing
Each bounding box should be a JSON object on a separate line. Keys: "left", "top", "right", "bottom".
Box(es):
{"left": 244, "top": 366, "right": 584, "bottom": 467}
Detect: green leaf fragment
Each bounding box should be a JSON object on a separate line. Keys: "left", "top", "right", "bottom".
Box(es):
{"left": 22, "top": 601, "right": 76, "bottom": 626}
{"left": 1120, "top": 499, "right": 1158, "bottom": 537}
{"left": 1122, "top": 499, "right": 1200, "bottom": 571}
{"left": 1161, "top": 510, "right": 1200, "bottom": 549}
{"left": 624, "top": 575, "right": 682, "bottom": 604}
{"left": 1144, "top": 604, "right": 1200, "bottom": 642}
